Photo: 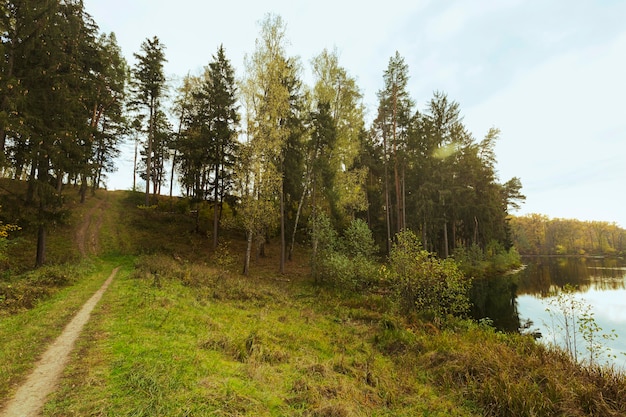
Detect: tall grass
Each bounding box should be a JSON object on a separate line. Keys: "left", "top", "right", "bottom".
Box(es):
{"left": 43, "top": 256, "right": 477, "bottom": 416}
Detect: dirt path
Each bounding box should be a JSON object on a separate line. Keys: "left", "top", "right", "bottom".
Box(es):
{"left": 75, "top": 197, "right": 107, "bottom": 257}
{"left": 0, "top": 267, "right": 119, "bottom": 417}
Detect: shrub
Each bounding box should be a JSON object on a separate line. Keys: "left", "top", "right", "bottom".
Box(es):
{"left": 389, "top": 230, "right": 471, "bottom": 321}
{"left": 311, "top": 215, "right": 379, "bottom": 289}
{"left": 0, "top": 216, "right": 20, "bottom": 262}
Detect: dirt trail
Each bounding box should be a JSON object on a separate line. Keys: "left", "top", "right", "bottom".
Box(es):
{"left": 75, "top": 197, "right": 107, "bottom": 257}
{"left": 0, "top": 267, "right": 119, "bottom": 417}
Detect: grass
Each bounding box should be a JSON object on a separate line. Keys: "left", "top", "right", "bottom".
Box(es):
{"left": 1, "top": 188, "right": 625, "bottom": 415}
{"left": 42, "top": 256, "right": 473, "bottom": 416}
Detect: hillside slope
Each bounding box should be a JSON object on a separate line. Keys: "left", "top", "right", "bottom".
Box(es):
{"left": 1, "top": 190, "right": 625, "bottom": 416}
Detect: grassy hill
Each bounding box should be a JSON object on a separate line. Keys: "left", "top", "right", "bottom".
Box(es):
{"left": 1, "top": 189, "right": 625, "bottom": 416}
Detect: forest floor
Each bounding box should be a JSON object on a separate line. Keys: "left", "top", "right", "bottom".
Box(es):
{"left": 74, "top": 196, "right": 107, "bottom": 258}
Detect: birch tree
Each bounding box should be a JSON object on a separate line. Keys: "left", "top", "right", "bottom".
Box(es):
{"left": 311, "top": 48, "right": 367, "bottom": 227}
{"left": 239, "top": 14, "right": 301, "bottom": 274}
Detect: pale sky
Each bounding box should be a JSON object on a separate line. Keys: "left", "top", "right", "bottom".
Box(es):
{"left": 83, "top": 0, "right": 626, "bottom": 227}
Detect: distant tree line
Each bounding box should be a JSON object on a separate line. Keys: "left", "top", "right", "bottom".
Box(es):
{"left": 510, "top": 214, "right": 626, "bottom": 256}
{"left": 1, "top": 4, "right": 525, "bottom": 269}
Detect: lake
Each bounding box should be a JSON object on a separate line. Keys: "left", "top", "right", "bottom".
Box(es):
{"left": 471, "top": 257, "right": 626, "bottom": 369}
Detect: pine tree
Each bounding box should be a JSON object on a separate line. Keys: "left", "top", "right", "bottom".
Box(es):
{"left": 5, "top": 0, "right": 105, "bottom": 265}
{"left": 206, "top": 45, "right": 239, "bottom": 249}
{"left": 375, "top": 52, "right": 414, "bottom": 243}
{"left": 131, "top": 36, "right": 167, "bottom": 206}
{"left": 86, "top": 32, "right": 128, "bottom": 197}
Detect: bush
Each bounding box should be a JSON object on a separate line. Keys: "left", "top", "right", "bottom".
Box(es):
{"left": 0, "top": 263, "right": 83, "bottom": 314}
{"left": 389, "top": 230, "right": 471, "bottom": 321}
{"left": 317, "top": 252, "right": 379, "bottom": 290}
{"left": 311, "top": 215, "right": 379, "bottom": 289}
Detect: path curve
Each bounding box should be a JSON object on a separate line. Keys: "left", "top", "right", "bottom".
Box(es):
{"left": 0, "top": 267, "right": 119, "bottom": 417}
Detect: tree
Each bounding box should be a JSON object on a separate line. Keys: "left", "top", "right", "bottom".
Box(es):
{"left": 85, "top": 32, "right": 128, "bottom": 197}
{"left": 5, "top": 0, "right": 105, "bottom": 265}
{"left": 375, "top": 52, "right": 414, "bottom": 243}
{"left": 206, "top": 45, "right": 240, "bottom": 249}
{"left": 173, "top": 73, "right": 207, "bottom": 200}
{"left": 131, "top": 36, "right": 167, "bottom": 206}
{"left": 239, "top": 14, "right": 302, "bottom": 274}
{"left": 309, "top": 102, "right": 338, "bottom": 266}
{"left": 311, "top": 48, "right": 367, "bottom": 228}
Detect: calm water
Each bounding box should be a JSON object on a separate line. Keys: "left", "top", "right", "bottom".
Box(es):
{"left": 471, "top": 257, "right": 626, "bottom": 369}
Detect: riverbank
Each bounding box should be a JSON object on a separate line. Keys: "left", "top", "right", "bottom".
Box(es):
{"left": 4, "top": 254, "right": 626, "bottom": 416}
{"left": 1, "top": 190, "right": 625, "bottom": 415}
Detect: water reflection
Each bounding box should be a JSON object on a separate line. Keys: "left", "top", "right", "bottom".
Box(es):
{"left": 470, "top": 273, "right": 520, "bottom": 332}
{"left": 470, "top": 258, "right": 626, "bottom": 331}
{"left": 470, "top": 256, "right": 626, "bottom": 368}
{"left": 518, "top": 257, "right": 626, "bottom": 295}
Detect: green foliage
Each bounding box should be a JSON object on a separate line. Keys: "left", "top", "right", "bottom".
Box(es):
{"left": 453, "top": 241, "right": 521, "bottom": 278}
{"left": 213, "top": 241, "right": 236, "bottom": 278}
{"left": 511, "top": 214, "right": 626, "bottom": 256}
{"left": 311, "top": 214, "right": 379, "bottom": 289}
{"left": 389, "top": 230, "right": 471, "bottom": 321}
{"left": 309, "top": 212, "right": 339, "bottom": 255}
{"left": 452, "top": 244, "right": 485, "bottom": 277}
{"left": 342, "top": 218, "right": 377, "bottom": 258}
{"left": 0, "top": 216, "right": 20, "bottom": 262}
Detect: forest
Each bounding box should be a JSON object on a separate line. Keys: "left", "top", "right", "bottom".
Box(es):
{"left": 0, "top": 2, "right": 527, "bottom": 269}
{"left": 510, "top": 214, "right": 626, "bottom": 256}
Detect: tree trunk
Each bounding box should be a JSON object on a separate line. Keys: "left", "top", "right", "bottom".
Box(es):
{"left": 169, "top": 149, "right": 177, "bottom": 211}
{"left": 474, "top": 216, "right": 479, "bottom": 245}
{"left": 392, "top": 84, "right": 403, "bottom": 232}
{"left": 0, "top": 40, "right": 15, "bottom": 157}
{"left": 36, "top": 223, "right": 47, "bottom": 267}
{"left": 56, "top": 170, "right": 63, "bottom": 195}
{"left": 443, "top": 218, "right": 449, "bottom": 258}
{"left": 383, "top": 133, "right": 392, "bottom": 253}
{"left": 279, "top": 180, "right": 286, "bottom": 274}
{"left": 243, "top": 230, "right": 253, "bottom": 276}
{"left": 80, "top": 173, "right": 87, "bottom": 204}
{"left": 35, "top": 155, "right": 51, "bottom": 267}
{"left": 289, "top": 179, "right": 308, "bottom": 261}
{"left": 145, "top": 98, "right": 154, "bottom": 206}
{"left": 212, "top": 162, "right": 220, "bottom": 250}
{"left": 26, "top": 161, "right": 37, "bottom": 204}
{"left": 133, "top": 136, "right": 138, "bottom": 191}
{"left": 401, "top": 166, "right": 406, "bottom": 230}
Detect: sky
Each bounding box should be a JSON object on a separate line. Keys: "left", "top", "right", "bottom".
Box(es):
{"left": 83, "top": 0, "right": 626, "bottom": 227}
